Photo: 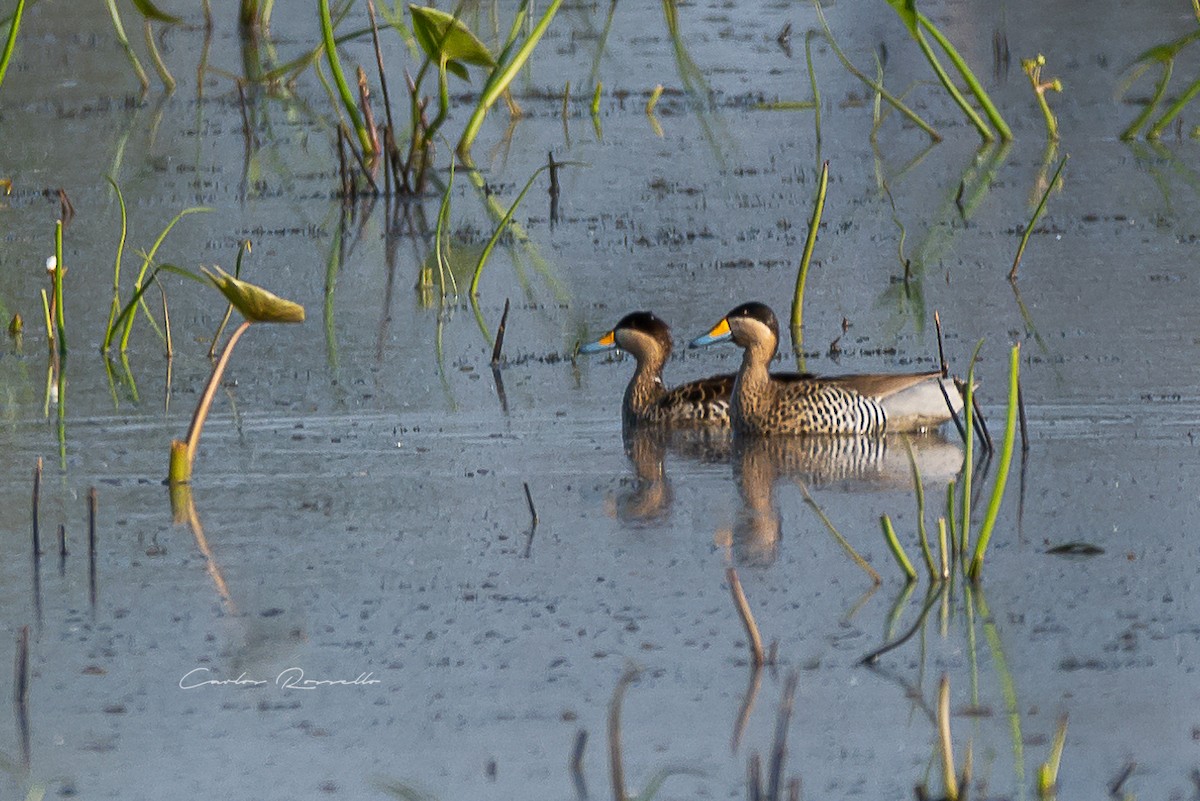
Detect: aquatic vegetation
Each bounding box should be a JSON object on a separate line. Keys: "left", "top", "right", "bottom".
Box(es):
{"left": 1118, "top": 26, "right": 1200, "bottom": 140}
{"left": 101, "top": 191, "right": 211, "bottom": 354}
{"left": 0, "top": 0, "right": 23, "bottom": 92}
{"left": 813, "top": 1, "right": 941, "bottom": 142}
{"left": 880, "top": 513, "right": 918, "bottom": 582}
{"left": 168, "top": 269, "right": 305, "bottom": 485}
{"left": 885, "top": 0, "right": 1012, "bottom": 142}
{"left": 966, "top": 343, "right": 1021, "bottom": 581}
{"left": 1023, "top": 54, "right": 1062, "bottom": 142}
{"left": 789, "top": 160, "right": 829, "bottom": 354}
{"left": 1010, "top": 154, "right": 1068, "bottom": 281}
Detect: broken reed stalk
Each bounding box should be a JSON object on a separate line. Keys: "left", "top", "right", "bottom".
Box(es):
{"left": 789, "top": 159, "right": 829, "bottom": 345}
{"left": 522, "top": 481, "right": 538, "bottom": 528}
{"left": 971, "top": 391, "right": 993, "bottom": 453}
{"left": 880, "top": 514, "right": 917, "bottom": 583}
{"left": 569, "top": 729, "right": 588, "bottom": 797}
{"left": 1037, "top": 714, "right": 1068, "bottom": 794}
{"left": 169, "top": 320, "right": 252, "bottom": 484}
{"left": 491, "top": 299, "right": 511, "bottom": 366}
{"left": 1010, "top": 154, "right": 1068, "bottom": 281}
{"left": 798, "top": 481, "right": 881, "bottom": 584}
{"left": 726, "top": 567, "right": 764, "bottom": 668}
{"left": 31, "top": 457, "right": 41, "bottom": 557}
{"left": 365, "top": 0, "right": 396, "bottom": 144}
{"left": 967, "top": 343, "right": 1021, "bottom": 582}
{"left": 0, "top": 0, "right": 24, "bottom": 91}
{"left": 766, "top": 672, "right": 799, "bottom": 801}
{"left": 937, "top": 674, "right": 959, "bottom": 801}
{"left": 57, "top": 523, "right": 66, "bottom": 558}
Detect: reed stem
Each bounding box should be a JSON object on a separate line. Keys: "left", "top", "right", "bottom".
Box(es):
{"left": 0, "top": 0, "right": 24, "bottom": 91}
{"left": 880, "top": 514, "right": 917, "bottom": 583}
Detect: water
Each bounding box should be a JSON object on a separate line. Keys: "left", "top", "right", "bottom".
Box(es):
{"left": 1, "top": 0, "right": 1200, "bottom": 798}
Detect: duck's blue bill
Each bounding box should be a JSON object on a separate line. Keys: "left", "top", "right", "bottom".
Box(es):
{"left": 689, "top": 318, "right": 732, "bottom": 348}
{"left": 579, "top": 330, "right": 617, "bottom": 354}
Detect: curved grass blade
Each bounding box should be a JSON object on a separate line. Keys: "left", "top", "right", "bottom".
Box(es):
{"left": 968, "top": 343, "right": 1021, "bottom": 581}
{"left": 0, "top": 0, "right": 25, "bottom": 92}
{"left": 470, "top": 160, "right": 585, "bottom": 296}
{"left": 119, "top": 206, "right": 212, "bottom": 351}
{"left": 102, "top": 177, "right": 129, "bottom": 353}
{"left": 320, "top": 0, "right": 373, "bottom": 155}
{"left": 103, "top": 0, "right": 150, "bottom": 93}
{"left": 813, "top": 0, "right": 941, "bottom": 142}
{"left": 458, "top": 0, "right": 563, "bottom": 154}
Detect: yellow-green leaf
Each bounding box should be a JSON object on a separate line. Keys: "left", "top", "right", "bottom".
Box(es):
{"left": 201, "top": 267, "right": 305, "bottom": 324}
{"left": 131, "top": 0, "right": 182, "bottom": 24}
{"left": 410, "top": 5, "right": 495, "bottom": 71}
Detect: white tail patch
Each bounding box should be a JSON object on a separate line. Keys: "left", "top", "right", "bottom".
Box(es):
{"left": 881, "top": 378, "right": 965, "bottom": 432}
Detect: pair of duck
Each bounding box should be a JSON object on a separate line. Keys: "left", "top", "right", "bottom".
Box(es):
{"left": 581, "top": 302, "right": 964, "bottom": 435}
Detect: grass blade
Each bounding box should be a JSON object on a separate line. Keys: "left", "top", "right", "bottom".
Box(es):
{"left": 790, "top": 159, "right": 829, "bottom": 347}
{"left": 320, "top": 0, "right": 373, "bottom": 156}
{"left": 458, "top": 0, "right": 563, "bottom": 154}
{"left": 968, "top": 343, "right": 1020, "bottom": 581}
{"left": 1009, "top": 154, "right": 1067, "bottom": 280}
{"left": 0, "top": 0, "right": 24, "bottom": 91}
{"left": 880, "top": 514, "right": 917, "bottom": 583}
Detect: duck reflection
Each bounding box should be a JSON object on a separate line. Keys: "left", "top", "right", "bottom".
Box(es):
{"left": 612, "top": 427, "right": 964, "bottom": 564}
{"left": 724, "top": 434, "right": 963, "bottom": 565}
{"left": 608, "top": 426, "right": 733, "bottom": 525}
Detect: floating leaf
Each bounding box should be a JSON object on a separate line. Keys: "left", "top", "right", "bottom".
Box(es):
{"left": 410, "top": 4, "right": 495, "bottom": 74}
{"left": 131, "top": 0, "right": 181, "bottom": 24}
{"left": 201, "top": 266, "right": 305, "bottom": 324}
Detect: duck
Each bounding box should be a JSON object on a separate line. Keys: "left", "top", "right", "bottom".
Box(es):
{"left": 689, "top": 302, "right": 964, "bottom": 436}
{"left": 580, "top": 311, "right": 734, "bottom": 427}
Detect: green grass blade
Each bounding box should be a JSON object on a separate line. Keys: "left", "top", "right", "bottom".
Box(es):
{"left": 471, "top": 162, "right": 583, "bottom": 296}
{"left": 1010, "top": 154, "right": 1067, "bottom": 280}
{"left": 790, "top": 159, "right": 829, "bottom": 346}
{"left": 1120, "top": 61, "right": 1172, "bottom": 140}
{"left": 320, "top": 0, "right": 373, "bottom": 156}
{"left": 119, "top": 207, "right": 211, "bottom": 351}
{"left": 968, "top": 344, "right": 1020, "bottom": 581}
{"left": 813, "top": 0, "right": 941, "bottom": 142}
{"left": 458, "top": 0, "right": 563, "bottom": 154}
{"left": 918, "top": 12, "right": 1011, "bottom": 140}
{"left": 880, "top": 514, "right": 917, "bottom": 583}
{"left": 103, "top": 0, "right": 150, "bottom": 93}
{"left": 905, "top": 437, "right": 937, "bottom": 581}
{"left": 102, "top": 177, "right": 129, "bottom": 353}
{"left": 1148, "top": 73, "right": 1200, "bottom": 139}
{"left": 0, "top": 0, "right": 25, "bottom": 91}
